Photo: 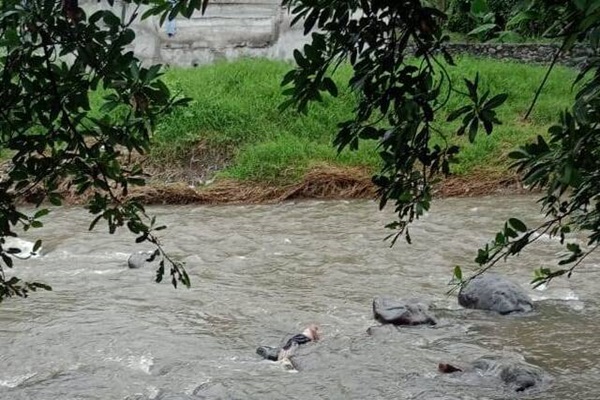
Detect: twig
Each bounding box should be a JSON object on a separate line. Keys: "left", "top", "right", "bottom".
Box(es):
{"left": 523, "top": 43, "right": 565, "bottom": 120}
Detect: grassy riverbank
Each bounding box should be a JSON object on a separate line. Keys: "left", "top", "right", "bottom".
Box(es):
{"left": 123, "top": 56, "right": 577, "bottom": 202}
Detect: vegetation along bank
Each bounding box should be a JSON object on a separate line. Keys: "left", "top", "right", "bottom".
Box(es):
{"left": 98, "top": 56, "right": 576, "bottom": 205}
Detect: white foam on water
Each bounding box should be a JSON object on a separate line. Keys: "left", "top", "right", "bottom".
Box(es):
{"left": 145, "top": 386, "right": 161, "bottom": 399}
{"left": 531, "top": 232, "right": 583, "bottom": 247}
{"left": 531, "top": 288, "right": 581, "bottom": 302}
{"left": 91, "top": 269, "right": 122, "bottom": 275}
{"left": 45, "top": 250, "right": 128, "bottom": 261}
{"left": 0, "top": 372, "right": 36, "bottom": 388}
{"left": 127, "top": 354, "right": 154, "bottom": 374}
{"left": 2, "top": 237, "right": 42, "bottom": 259}
{"left": 104, "top": 353, "right": 154, "bottom": 374}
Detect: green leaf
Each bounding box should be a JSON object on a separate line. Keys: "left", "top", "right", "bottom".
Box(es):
{"left": 293, "top": 49, "right": 309, "bottom": 69}
{"left": 446, "top": 106, "right": 472, "bottom": 122}
{"left": 467, "top": 24, "right": 497, "bottom": 36}
{"left": 453, "top": 265, "right": 463, "bottom": 281}
{"left": 484, "top": 93, "right": 508, "bottom": 109}
{"left": 470, "top": 0, "right": 489, "bottom": 14}
{"left": 508, "top": 218, "right": 527, "bottom": 233}
{"left": 468, "top": 118, "right": 479, "bottom": 142}
{"left": 33, "top": 240, "right": 43, "bottom": 252}
{"left": 89, "top": 215, "right": 103, "bottom": 231}
{"left": 322, "top": 77, "right": 338, "bottom": 97}
{"left": 34, "top": 209, "right": 50, "bottom": 219}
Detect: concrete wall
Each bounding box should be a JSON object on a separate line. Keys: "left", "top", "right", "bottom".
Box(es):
{"left": 82, "top": 2, "right": 589, "bottom": 68}
{"left": 83, "top": 0, "right": 310, "bottom": 66}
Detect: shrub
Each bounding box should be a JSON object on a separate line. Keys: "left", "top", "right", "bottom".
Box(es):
{"left": 447, "top": 0, "right": 475, "bottom": 34}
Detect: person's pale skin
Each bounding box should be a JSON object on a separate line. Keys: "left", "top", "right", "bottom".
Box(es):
{"left": 303, "top": 324, "right": 320, "bottom": 342}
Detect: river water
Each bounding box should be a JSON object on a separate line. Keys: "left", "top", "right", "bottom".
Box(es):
{"left": 0, "top": 196, "right": 598, "bottom": 399}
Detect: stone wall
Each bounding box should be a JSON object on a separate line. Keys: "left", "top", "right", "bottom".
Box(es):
{"left": 438, "top": 43, "right": 590, "bottom": 67}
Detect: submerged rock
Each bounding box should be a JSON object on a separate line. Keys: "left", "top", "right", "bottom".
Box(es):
{"left": 458, "top": 273, "right": 533, "bottom": 314}
{"left": 256, "top": 345, "right": 279, "bottom": 361}
{"left": 127, "top": 251, "right": 157, "bottom": 269}
{"left": 373, "top": 297, "right": 437, "bottom": 326}
{"left": 366, "top": 324, "right": 399, "bottom": 336}
{"left": 255, "top": 348, "right": 306, "bottom": 371}
{"left": 439, "top": 356, "right": 549, "bottom": 393}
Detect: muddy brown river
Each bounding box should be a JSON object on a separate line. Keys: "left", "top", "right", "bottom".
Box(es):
{"left": 0, "top": 196, "right": 598, "bottom": 399}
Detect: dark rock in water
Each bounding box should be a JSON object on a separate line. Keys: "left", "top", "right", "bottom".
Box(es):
{"left": 256, "top": 345, "right": 279, "bottom": 361}
{"left": 439, "top": 356, "right": 549, "bottom": 393}
{"left": 372, "top": 296, "right": 437, "bottom": 326}
{"left": 366, "top": 324, "right": 399, "bottom": 336}
{"left": 438, "top": 363, "right": 463, "bottom": 373}
{"left": 193, "top": 381, "right": 248, "bottom": 399}
{"left": 458, "top": 273, "right": 533, "bottom": 314}
{"left": 127, "top": 251, "right": 157, "bottom": 269}
{"left": 472, "top": 356, "right": 548, "bottom": 392}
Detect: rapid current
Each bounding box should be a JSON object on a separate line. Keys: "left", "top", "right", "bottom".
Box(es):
{"left": 0, "top": 196, "right": 598, "bottom": 399}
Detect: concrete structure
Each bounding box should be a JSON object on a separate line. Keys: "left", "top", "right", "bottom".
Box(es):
{"left": 81, "top": 2, "right": 589, "bottom": 68}
{"left": 84, "top": 0, "right": 309, "bottom": 66}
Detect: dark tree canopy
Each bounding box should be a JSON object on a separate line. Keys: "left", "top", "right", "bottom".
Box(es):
{"left": 0, "top": 0, "right": 209, "bottom": 301}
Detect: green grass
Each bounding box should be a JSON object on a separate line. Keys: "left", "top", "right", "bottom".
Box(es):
{"left": 150, "top": 56, "right": 577, "bottom": 184}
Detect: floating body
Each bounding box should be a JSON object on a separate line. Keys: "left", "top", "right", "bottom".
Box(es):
{"left": 277, "top": 324, "right": 320, "bottom": 361}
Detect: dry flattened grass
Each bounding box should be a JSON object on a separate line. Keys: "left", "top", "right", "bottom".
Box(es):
{"left": 435, "top": 170, "right": 526, "bottom": 198}
{"left": 131, "top": 167, "right": 528, "bottom": 205}
{"left": 131, "top": 165, "right": 376, "bottom": 205}
{"left": 23, "top": 166, "right": 529, "bottom": 206}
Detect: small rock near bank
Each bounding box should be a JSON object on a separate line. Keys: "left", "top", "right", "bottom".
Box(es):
{"left": 127, "top": 250, "right": 158, "bottom": 269}
{"left": 373, "top": 296, "right": 437, "bottom": 326}
{"left": 458, "top": 273, "right": 533, "bottom": 314}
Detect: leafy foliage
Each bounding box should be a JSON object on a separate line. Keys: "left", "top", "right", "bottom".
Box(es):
{"left": 281, "top": 1, "right": 507, "bottom": 246}
{"left": 507, "top": 0, "right": 568, "bottom": 38}
{"left": 283, "top": 0, "right": 600, "bottom": 287}
{"left": 468, "top": 0, "right": 600, "bottom": 286}
{"left": 446, "top": 0, "right": 476, "bottom": 34}
{"left": 446, "top": 0, "right": 569, "bottom": 40}
{"left": 0, "top": 0, "right": 208, "bottom": 301}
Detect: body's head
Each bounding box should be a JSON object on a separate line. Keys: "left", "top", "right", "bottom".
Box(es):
{"left": 302, "top": 324, "right": 321, "bottom": 341}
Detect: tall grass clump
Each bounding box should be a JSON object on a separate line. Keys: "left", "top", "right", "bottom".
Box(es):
{"left": 148, "top": 56, "right": 577, "bottom": 184}
{"left": 437, "top": 56, "right": 576, "bottom": 174}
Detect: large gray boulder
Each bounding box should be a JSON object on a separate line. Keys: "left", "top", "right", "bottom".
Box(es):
{"left": 127, "top": 251, "right": 157, "bottom": 269}
{"left": 458, "top": 274, "right": 533, "bottom": 314}
{"left": 372, "top": 297, "right": 437, "bottom": 326}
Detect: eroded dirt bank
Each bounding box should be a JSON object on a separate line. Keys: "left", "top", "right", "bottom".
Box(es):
{"left": 54, "top": 165, "right": 528, "bottom": 206}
